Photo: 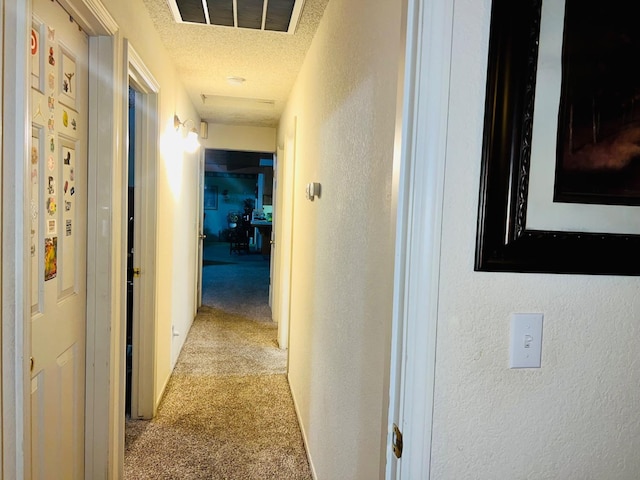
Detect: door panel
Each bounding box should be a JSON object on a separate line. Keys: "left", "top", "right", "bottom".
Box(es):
{"left": 30, "top": 0, "right": 88, "bottom": 477}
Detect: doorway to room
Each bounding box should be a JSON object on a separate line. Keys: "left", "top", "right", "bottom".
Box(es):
{"left": 123, "top": 44, "right": 161, "bottom": 422}
{"left": 125, "top": 86, "right": 136, "bottom": 415}
{"left": 200, "top": 149, "right": 275, "bottom": 319}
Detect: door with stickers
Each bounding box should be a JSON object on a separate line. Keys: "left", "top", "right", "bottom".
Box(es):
{"left": 30, "top": 0, "right": 88, "bottom": 477}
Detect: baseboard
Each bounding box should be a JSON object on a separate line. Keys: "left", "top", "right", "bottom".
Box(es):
{"left": 287, "top": 374, "right": 318, "bottom": 480}
{"left": 155, "top": 313, "right": 197, "bottom": 412}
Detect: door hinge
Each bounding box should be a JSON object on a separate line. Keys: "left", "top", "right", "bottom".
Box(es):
{"left": 133, "top": 267, "right": 141, "bottom": 278}
{"left": 392, "top": 423, "right": 403, "bottom": 459}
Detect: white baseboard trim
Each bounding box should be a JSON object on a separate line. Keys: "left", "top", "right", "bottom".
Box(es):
{"left": 287, "top": 374, "right": 318, "bottom": 480}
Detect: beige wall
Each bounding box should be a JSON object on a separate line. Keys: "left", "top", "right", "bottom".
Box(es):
{"left": 278, "top": 0, "right": 401, "bottom": 477}
{"left": 430, "top": 0, "right": 640, "bottom": 477}
{"left": 102, "top": 0, "right": 201, "bottom": 404}
{"left": 201, "top": 123, "right": 276, "bottom": 152}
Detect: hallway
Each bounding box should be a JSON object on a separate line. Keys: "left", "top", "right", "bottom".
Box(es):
{"left": 124, "top": 243, "right": 311, "bottom": 479}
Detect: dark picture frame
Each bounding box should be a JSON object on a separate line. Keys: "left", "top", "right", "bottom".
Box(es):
{"left": 204, "top": 185, "right": 218, "bottom": 210}
{"left": 475, "top": 0, "right": 640, "bottom": 275}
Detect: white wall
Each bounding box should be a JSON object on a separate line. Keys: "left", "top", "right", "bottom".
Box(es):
{"left": 430, "top": 0, "right": 640, "bottom": 478}
{"left": 202, "top": 123, "right": 276, "bottom": 152}
{"left": 277, "top": 0, "right": 400, "bottom": 477}
{"left": 100, "top": 0, "right": 200, "bottom": 402}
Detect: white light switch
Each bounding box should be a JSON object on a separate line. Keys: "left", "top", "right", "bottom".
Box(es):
{"left": 509, "top": 313, "right": 543, "bottom": 368}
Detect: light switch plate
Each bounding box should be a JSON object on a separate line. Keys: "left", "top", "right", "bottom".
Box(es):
{"left": 510, "top": 313, "right": 543, "bottom": 368}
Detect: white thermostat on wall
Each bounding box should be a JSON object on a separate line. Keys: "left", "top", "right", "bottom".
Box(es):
{"left": 305, "top": 182, "right": 321, "bottom": 201}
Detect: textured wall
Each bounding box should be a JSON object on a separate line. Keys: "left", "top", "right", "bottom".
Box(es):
{"left": 431, "top": 0, "right": 640, "bottom": 478}
{"left": 100, "top": 0, "right": 201, "bottom": 403}
{"left": 201, "top": 124, "right": 276, "bottom": 152}
{"left": 278, "top": 0, "right": 401, "bottom": 477}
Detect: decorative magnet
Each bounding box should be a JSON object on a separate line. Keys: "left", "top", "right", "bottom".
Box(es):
{"left": 63, "top": 72, "right": 74, "bottom": 93}
{"left": 65, "top": 220, "right": 72, "bottom": 237}
{"left": 62, "top": 110, "right": 68, "bottom": 127}
{"left": 71, "top": 119, "right": 77, "bottom": 130}
{"left": 64, "top": 201, "right": 71, "bottom": 212}
{"left": 47, "top": 176, "right": 55, "bottom": 194}
{"left": 47, "top": 26, "right": 55, "bottom": 41}
{"left": 31, "top": 29, "right": 39, "bottom": 55}
{"left": 48, "top": 73, "right": 55, "bottom": 90}
{"left": 48, "top": 96, "right": 55, "bottom": 111}
{"left": 31, "top": 146, "right": 38, "bottom": 164}
{"left": 69, "top": 168, "right": 74, "bottom": 181}
{"left": 70, "top": 186, "right": 75, "bottom": 196}
{"left": 49, "top": 137, "right": 55, "bottom": 152}
{"left": 31, "top": 168, "right": 38, "bottom": 184}
{"left": 33, "top": 102, "right": 44, "bottom": 121}
{"left": 48, "top": 116, "right": 55, "bottom": 132}
{"left": 63, "top": 180, "right": 68, "bottom": 193}
{"left": 47, "top": 219, "right": 56, "bottom": 235}
{"left": 47, "top": 155, "right": 54, "bottom": 171}
{"left": 46, "top": 196, "right": 56, "bottom": 215}
{"left": 44, "top": 237, "right": 57, "bottom": 281}
{"left": 61, "top": 54, "right": 76, "bottom": 99}
{"left": 48, "top": 47, "right": 55, "bottom": 66}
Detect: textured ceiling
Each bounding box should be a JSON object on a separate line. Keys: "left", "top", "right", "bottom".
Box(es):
{"left": 142, "top": 0, "right": 329, "bottom": 127}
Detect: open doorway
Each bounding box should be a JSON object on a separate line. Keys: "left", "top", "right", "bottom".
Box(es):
{"left": 125, "top": 86, "right": 136, "bottom": 415}
{"left": 123, "top": 42, "right": 160, "bottom": 421}
{"left": 200, "top": 149, "right": 275, "bottom": 318}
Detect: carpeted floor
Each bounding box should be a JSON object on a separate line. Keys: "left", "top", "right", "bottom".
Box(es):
{"left": 124, "top": 243, "right": 312, "bottom": 479}
{"left": 201, "top": 242, "right": 274, "bottom": 321}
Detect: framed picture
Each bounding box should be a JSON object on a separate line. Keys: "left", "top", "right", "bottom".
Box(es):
{"left": 204, "top": 185, "right": 218, "bottom": 210}
{"left": 475, "top": 0, "right": 640, "bottom": 275}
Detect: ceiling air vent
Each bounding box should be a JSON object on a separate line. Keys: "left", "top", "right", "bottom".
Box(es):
{"left": 167, "top": 0, "right": 306, "bottom": 34}
{"left": 201, "top": 94, "right": 276, "bottom": 110}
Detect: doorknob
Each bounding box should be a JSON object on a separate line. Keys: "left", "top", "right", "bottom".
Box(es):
{"left": 199, "top": 233, "right": 207, "bottom": 240}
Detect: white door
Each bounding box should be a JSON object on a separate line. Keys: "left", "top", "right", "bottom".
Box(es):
{"left": 276, "top": 122, "right": 296, "bottom": 349}
{"left": 30, "top": 0, "right": 88, "bottom": 477}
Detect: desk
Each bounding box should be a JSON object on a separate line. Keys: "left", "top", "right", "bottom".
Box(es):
{"left": 251, "top": 221, "right": 272, "bottom": 256}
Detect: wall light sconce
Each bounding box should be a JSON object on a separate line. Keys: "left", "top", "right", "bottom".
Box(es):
{"left": 174, "top": 114, "right": 200, "bottom": 153}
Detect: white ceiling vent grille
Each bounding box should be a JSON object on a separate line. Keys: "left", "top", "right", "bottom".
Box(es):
{"left": 201, "top": 94, "right": 276, "bottom": 110}
{"left": 167, "top": 0, "right": 306, "bottom": 34}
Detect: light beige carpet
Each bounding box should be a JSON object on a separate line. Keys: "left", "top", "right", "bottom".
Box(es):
{"left": 124, "top": 306, "right": 312, "bottom": 479}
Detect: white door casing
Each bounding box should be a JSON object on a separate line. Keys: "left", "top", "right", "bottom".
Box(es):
{"left": 276, "top": 118, "right": 297, "bottom": 350}
{"left": 272, "top": 149, "right": 282, "bottom": 322}
{"left": 268, "top": 154, "right": 276, "bottom": 308}
{"left": 385, "top": 0, "right": 454, "bottom": 478}
{"left": 3, "top": 0, "right": 34, "bottom": 476}
{"left": 30, "top": 1, "right": 88, "bottom": 477}
{"left": 196, "top": 148, "right": 205, "bottom": 310}
{"left": 126, "top": 42, "right": 160, "bottom": 421}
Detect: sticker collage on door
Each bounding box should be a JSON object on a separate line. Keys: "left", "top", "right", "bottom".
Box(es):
{"left": 31, "top": 17, "right": 80, "bottom": 311}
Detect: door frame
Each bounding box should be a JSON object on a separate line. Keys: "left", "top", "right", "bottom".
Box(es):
{"left": 196, "top": 147, "right": 205, "bottom": 310}
{"left": 2, "top": 0, "right": 122, "bottom": 478}
{"left": 2, "top": 0, "right": 31, "bottom": 477}
{"left": 269, "top": 152, "right": 278, "bottom": 309}
{"left": 275, "top": 118, "right": 296, "bottom": 350}
{"left": 125, "top": 41, "right": 159, "bottom": 420}
{"left": 385, "top": 0, "right": 454, "bottom": 478}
